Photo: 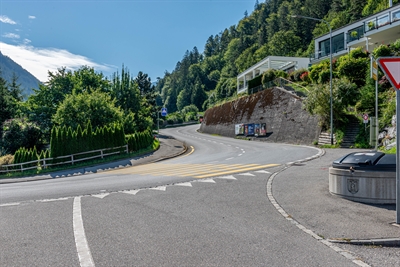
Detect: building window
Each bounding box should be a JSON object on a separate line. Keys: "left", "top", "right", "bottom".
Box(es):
{"left": 318, "top": 33, "right": 344, "bottom": 58}
{"left": 392, "top": 9, "right": 400, "bottom": 22}
{"left": 377, "top": 14, "right": 390, "bottom": 27}
{"left": 347, "top": 25, "right": 364, "bottom": 43}
{"left": 318, "top": 38, "right": 330, "bottom": 58}
{"left": 332, "top": 33, "right": 345, "bottom": 53}
{"left": 365, "top": 18, "right": 377, "bottom": 32}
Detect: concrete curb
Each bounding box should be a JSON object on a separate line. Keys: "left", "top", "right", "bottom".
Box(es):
{"left": 329, "top": 237, "right": 400, "bottom": 247}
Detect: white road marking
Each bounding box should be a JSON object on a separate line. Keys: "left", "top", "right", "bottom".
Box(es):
{"left": 267, "top": 167, "right": 370, "bottom": 267}
{"left": 215, "top": 175, "right": 237, "bottom": 180}
{"left": 149, "top": 186, "right": 166, "bottom": 191}
{"left": 174, "top": 182, "right": 193, "bottom": 187}
{"left": 237, "top": 173, "right": 255, "bottom": 176}
{"left": 73, "top": 197, "right": 95, "bottom": 267}
{"left": 195, "top": 178, "right": 216, "bottom": 183}
{"left": 0, "top": 202, "right": 20, "bottom": 207}
{"left": 92, "top": 193, "right": 110, "bottom": 199}
{"left": 38, "top": 198, "right": 69, "bottom": 202}
{"left": 122, "top": 189, "right": 141, "bottom": 195}
{"left": 255, "top": 170, "right": 271, "bottom": 173}
{"left": 225, "top": 157, "right": 234, "bottom": 161}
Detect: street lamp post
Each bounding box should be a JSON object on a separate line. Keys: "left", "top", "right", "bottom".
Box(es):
{"left": 292, "top": 15, "right": 334, "bottom": 145}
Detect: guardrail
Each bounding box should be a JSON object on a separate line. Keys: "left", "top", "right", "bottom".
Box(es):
{"left": 0, "top": 145, "right": 128, "bottom": 174}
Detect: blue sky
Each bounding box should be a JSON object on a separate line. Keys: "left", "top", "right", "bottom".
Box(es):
{"left": 0, "top": 0, "right": 256, "bottom": 82}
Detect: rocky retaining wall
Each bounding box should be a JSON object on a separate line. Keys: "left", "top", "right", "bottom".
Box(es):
{"left": 199, "top": 87, "right": 321, "bottom": 145}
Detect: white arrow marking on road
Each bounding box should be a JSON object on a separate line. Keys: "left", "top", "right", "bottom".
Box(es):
{"left": 255, "top": 170, "right": 271, "bottom": 173}
{"left": 237, "top": 173, "right": 255, "bottom": 176}
{"left": 174, "top": 182, "right": 193, "bottom": 187}
{"left": 216, "top": 175, "right": 237, "bottom": 180}
{"left": 122, "top": 189, "right": 141, "bottom": 195}
{"left": 73, "top": 197, "right": 95, "bottom": 267}
{"left": 149, "top": 186, "right": 167, "bottom": 191}
{"left": 196, "top": 178, "right": 216, "bottom": 183}
{"left": 92, "top": 193, "right": 110, "bottom": 199}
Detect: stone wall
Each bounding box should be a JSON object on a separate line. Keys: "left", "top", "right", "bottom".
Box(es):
{"left": 199, "top": 87, "right": 321, "bottom": 145}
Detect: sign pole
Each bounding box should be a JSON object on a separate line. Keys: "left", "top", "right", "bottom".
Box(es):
{"left": 397, "top": 90, "right": 400, "bottom": 224}
{"left": 371, "top": 57, "right": 379, "bottom": 150}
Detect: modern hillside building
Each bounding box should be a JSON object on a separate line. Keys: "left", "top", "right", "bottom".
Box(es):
{"left": 236, "top": 2, "right": 400, "bottom": 95}
{"left": 312, "top": 3, "right": 400, "bottom": 64}
{"left": 236, "top": 56, "right": 310, "bottom": 95}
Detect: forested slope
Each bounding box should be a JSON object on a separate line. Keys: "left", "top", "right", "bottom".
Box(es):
{"left": 155, "top": 0, "right": 398, "bottom": 114}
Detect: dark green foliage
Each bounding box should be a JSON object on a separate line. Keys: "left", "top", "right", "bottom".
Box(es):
{"left": 49, "top": 121, "right": 128, "bottom": 160}
{"left": 1, "top": 118, "right": 43, "bottom": 154}
{"left": 262, "top": 69, "right": 277, "bottom": 85}
{"left": 248, "top": 75, "right": 263, "bottom": 89}
{"left": 372, "top": 45, "right": 392, "bottom": 58}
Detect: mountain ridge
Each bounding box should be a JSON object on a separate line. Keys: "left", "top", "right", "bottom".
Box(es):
{"left": 0, "top": 51, "right": 41, "bottom": 98}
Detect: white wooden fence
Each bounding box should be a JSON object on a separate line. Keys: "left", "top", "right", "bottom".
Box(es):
{"left": 0, "top": 145, "right": 128, "bottom": 174}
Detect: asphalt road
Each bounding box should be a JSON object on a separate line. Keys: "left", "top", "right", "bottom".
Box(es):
{"left": 0, "top": 124, "right": 382, "bottom": 266}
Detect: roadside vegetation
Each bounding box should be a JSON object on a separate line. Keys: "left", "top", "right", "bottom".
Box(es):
{"left": 0, "top": 0, "right": 398, "bottom": 176}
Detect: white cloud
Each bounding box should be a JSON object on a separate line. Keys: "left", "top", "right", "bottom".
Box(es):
{"left": 28, "top": 15, "right": 36, "bottom": 19}
{"left": 0, "top": 42, "right": 113, "bottom": 82}
{"left": 3, "top": 33, "right": 20, "bottom": 39}
{"left": 0, "top": 15, "right": 16, "bottom": 24}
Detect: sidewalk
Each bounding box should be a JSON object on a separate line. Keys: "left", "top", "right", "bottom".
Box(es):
{"left": 273, "top": 148, "right": 400, "bottom": 247}
{"left": 0, "top": 134, "right": 187, "bottom": 184}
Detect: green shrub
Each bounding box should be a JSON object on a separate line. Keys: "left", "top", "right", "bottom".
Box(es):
{"left": 1, "top": 118, "right": 44, "bottom": 154}
{"left": 261, "top": 69, "right": 276, "bottom": 85}
{"left": 372, "top": 44, "right": 392, "bottom": 58}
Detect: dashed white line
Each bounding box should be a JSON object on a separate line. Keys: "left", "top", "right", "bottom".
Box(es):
{"left": 73, "top": 197, "right": 95, "bottom": 267}
{"left": 267, "top": 161, "right": 370, "bottom": 267}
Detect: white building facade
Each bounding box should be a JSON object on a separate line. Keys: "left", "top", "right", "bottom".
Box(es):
{"left": 312, "top": 3, "right": 400, "bottom": 64}
{"left": 236, "top": 56, "right": 310, "bottom": 94}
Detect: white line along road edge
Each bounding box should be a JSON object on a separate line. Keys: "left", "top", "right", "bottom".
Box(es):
{"left": 73, "top": 197, "right": 95, "bottom": 267}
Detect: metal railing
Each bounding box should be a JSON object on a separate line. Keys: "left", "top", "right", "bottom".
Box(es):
{"left": 0, "top": 145, "right": 128, "bottom": 174}
{"left": 247, "top": 77, "right": 309, "bottom": 96}
{"left": 274, "top": 77, "right": 309, "bottom": 93}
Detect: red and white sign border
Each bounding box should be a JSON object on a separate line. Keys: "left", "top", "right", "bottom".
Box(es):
{"left": 377, "top": 57, "right": 400, "bottom": 90}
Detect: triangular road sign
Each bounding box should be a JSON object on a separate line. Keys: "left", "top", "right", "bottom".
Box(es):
{"left": 377, "top": 57, "right": 400, "bottom": 90}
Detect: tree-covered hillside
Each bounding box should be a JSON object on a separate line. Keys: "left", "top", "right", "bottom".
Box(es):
{"left": 0, "top": 51, "right": 41, "bottom": 98}
{"left": 155, "top": 0, "right": 399, "bottom": 113}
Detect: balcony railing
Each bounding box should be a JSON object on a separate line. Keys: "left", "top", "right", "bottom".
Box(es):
{"left": 364, "top": 8, "right": 400, "bottom": 33}
{"left": 311, "top": 7, "right": 400, "bottom": 62}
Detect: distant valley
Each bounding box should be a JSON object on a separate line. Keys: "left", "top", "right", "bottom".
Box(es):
{"left": 0, "top": 51, "right": 41, "bottom": 99}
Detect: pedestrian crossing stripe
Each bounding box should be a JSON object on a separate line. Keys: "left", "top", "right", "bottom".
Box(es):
{"left": 112, "top": 163, "right": 280, "bottom": 178}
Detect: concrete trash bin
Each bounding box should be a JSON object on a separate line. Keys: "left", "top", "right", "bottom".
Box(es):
{"left": 329, "top": 151, "right": 396, "bottom": 204}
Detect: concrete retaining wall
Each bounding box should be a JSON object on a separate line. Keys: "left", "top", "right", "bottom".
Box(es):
{"left": 199, "top": 87, "right": 321, "bottom": 145}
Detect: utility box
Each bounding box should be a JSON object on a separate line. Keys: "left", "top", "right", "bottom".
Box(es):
{"left": 369, "top": 117, "right": 378, "bottom": 147}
